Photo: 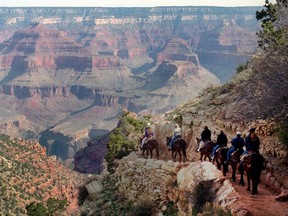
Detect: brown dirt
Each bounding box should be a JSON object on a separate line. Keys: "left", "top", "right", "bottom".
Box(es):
{"left": 226, "top": 170, "right": 288, "bottom": 216}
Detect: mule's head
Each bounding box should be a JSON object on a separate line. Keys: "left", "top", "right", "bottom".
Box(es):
{"left": 262, "top": 155, "right": 268, "bottom": 170}
{"left": 196, "top": 137, "right": 201, "bottom": 152}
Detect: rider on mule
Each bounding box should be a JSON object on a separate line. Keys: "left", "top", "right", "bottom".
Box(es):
{"left": 210, "top": 130, "right": 228, "bottom": 160}
{"left": 240, "top": 128, "right": 260, "bottom": 162}
{"left": 141, "top": 122, "right": 154, "bottom": 149}
{"left": 168, "top": 124, "right": 182, "bottom": 150}
{"left": 227, "top": 131, "right": 245, "bottom": 162}
{"left": 201, "top": 126, "right": 211, "bottom": 142}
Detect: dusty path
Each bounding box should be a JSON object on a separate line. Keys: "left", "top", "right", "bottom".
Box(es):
{"left": 226, "top": 170, "right": 288, "bottom": 216}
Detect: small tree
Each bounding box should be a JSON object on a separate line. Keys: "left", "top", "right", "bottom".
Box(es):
{"left": 47, "top": 198, "right": 68, "bottom": 215}
{"left": 256, "top": 0, "right": 288, "bottom": 49}
{"left": 236, "top": 61, "right": 248, "bottom": 73}
{"left": 26, "top": 202, "right": 48, "bottom": 216}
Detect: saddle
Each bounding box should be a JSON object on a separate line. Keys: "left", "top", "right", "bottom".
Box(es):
{"left": 144, "top": 137, "right": 153, "bottom": 144}
{"left": 240, "top": 151, "right": 258, "bottom": 163}
{"left": 174, "top": 137, "right": 181, "bottom": 143}
{"left": 231, "top": 148, "right": 243, "bottom": 156}
{"left": 216, "top": 146, "right": 228, "bottom": 152}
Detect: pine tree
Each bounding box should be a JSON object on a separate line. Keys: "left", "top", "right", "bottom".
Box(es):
{"left": 256, "top": 0, "right": 288, "bottom": 50}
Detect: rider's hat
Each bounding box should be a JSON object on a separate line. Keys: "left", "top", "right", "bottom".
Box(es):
{"left": 147, "top": 122, "right": 151, "bottom": 126}
{"left": 249, "top": 128, "right": 256, "bottom": 133}
{"left": 236, "top": 131, "right": 241, "bottom": 136}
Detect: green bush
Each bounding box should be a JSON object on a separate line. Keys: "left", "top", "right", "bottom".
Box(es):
{"left": 236, "top": 62, "right": 248, "bottom": 73}
{"left": 163, "top": 201, "right": 178, "bottom": 216}
{"left": 130, "top": 195, "right": 154, "bottom": 216}
{"left": 105, "top": 113, "right": 152, "bottom": 172}
{"left": 26, "top": 202, "right": 48, "bottom": 216}
{"left": 277, "top": 122, "right": 288, "bottom": 148}
{"left": 47, "top": 198, "right": 68, "bottom": 215}
{"left": 192, "top": 180, "right": 215, "bottom": 215}
{"left": 26, "top": 198, "right": 68, "bottom": 216}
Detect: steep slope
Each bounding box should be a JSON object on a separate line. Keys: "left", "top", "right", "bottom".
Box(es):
{"left": 0, "top": 134, "right": 84, "bottom": 215}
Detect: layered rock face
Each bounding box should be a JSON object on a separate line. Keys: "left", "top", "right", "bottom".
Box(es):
{"left": 0, "top": 7, "right": 259, "bottom": 160}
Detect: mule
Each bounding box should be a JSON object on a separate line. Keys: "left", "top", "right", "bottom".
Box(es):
{"left": 196, "top": 138, "right": 216, "bottom": 161}
{"left": 238, "top": 152, "right": 266, "bottom": 195}
{"left": 166, "top": 136, "right": 187, "bottom": 163}
{"left": 229, "top": 148, "right": 244, "bottom": 182}
{"left": 142, "top": 138, "right": 159, "bottom": 159}
{"left": 213, "top": 147, "right": 229, "bottom": 176}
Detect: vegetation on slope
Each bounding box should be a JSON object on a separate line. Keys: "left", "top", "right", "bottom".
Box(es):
{"left": 0, "top": 134, "right": 82, "bottom": 215}
{"left": 105, "top": 110, "right": 152, "bottom": 172}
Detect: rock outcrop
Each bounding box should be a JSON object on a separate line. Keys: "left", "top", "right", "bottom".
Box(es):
{"left": 82, "top": 152, "right": 244, "bottom": 215}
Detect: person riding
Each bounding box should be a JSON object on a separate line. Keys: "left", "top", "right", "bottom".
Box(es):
{"left": 168, "top": 124, "right": 182, "bottom": 150}
{"left": 244, "top": 128, "right": 260, "bottom": 153}
{"left": 227, "top": 131, "right": 245, "bottom": 162}
{"left": 141, "top": 122, "right": 153, "bottom": 149}
{"left": 240, "top": 128, "right": 260, "bottom": 162}
{"left": 210, "top": 130, "right": 228, "bottom": 160}
{"left": 201, "top": 126, "right": 211, "bottom": 142}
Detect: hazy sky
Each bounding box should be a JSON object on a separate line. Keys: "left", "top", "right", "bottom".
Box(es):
{"left": 0, "top": 0, "right": 267, "bottom": 7}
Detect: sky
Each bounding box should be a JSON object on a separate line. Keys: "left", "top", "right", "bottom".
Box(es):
{"left": 0, "top": 0, "right": 268, "bottom": 7}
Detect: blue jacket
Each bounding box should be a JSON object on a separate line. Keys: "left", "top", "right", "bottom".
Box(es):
{"left": 231, "top": 136, "right": 245, "bottom": 149}
{"left": 245, "top": 135, "right": 260, "bottom": 151}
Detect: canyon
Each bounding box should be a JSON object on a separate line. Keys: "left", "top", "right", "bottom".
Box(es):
{"left": 0, "top": 7, "right": 260, "bottom": 160}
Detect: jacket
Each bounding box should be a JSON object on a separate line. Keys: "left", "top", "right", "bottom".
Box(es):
{"left": 217, "top": 133, "right": 228, "bottom": 147}
{"left": 231, "top": 136, "right": 245, "bottom": 149}
{"left": 201, "top": 129, "right": 211, "bottom": 141}
{"left": 245, "top": 135, "right": 260, "bottom": 152}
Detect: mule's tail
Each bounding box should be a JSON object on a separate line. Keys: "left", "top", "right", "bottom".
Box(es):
{"left": 181, "top": 140, "right": 187, "bottom": 162}
{"left": 156, "top": 145, "right": 159, "bottom": 160}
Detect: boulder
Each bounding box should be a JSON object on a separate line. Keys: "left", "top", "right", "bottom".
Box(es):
{"left": 176, "top": 161, "right": 236, "bottom": 215}
{"left": 85, "top": 181, "right": 103, "bottom": 199}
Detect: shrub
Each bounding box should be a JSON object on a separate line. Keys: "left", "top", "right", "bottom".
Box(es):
{"left": 47, "top": 198, "right": 68, "bottom": 215}
{"left": 277, "top": 122, "right": 288, "bottom": 148}
{"left": 26, "top": 202, "right": 48, "bottom": 216}
{"left": 105, "top": 113, "right": 151, "bottom": 172}
{"left": 130, "top": 195, "right": 154, "bottom": 216}
{"left": 236, "top": 62, "right": 248, "bottom": 73}
{"left": 163, "top": 201, "right": 178, "bottom": 216}
{"left": 192, "top": 180, "right": 215, "bottom": 215}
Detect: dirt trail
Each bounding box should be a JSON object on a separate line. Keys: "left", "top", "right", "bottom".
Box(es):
{"left": 227, "top": 172, "right": 288, "bottom": 216}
